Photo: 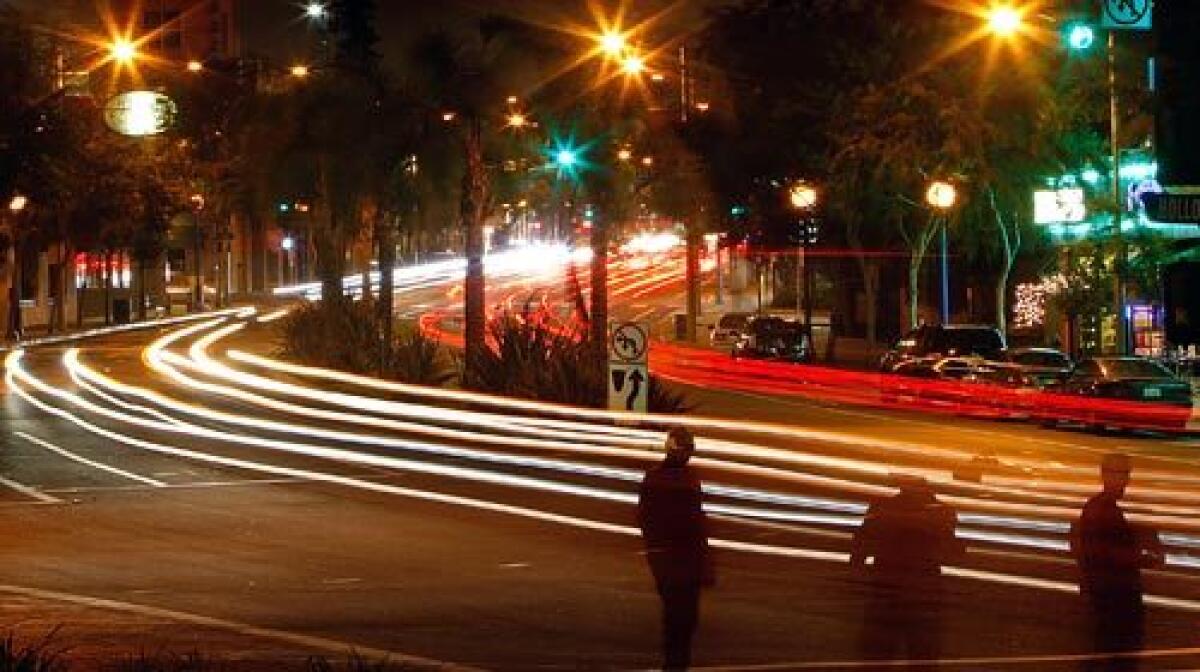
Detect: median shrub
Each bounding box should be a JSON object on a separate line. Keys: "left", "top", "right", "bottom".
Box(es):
{"left": 472, "top": 316, "right": 691, "bottom": 413}
{"left": 278, "top": 300, "right": 455, "bottom": 386}
{"left": 0, "top": 629, "right": 65, "bottom": 672}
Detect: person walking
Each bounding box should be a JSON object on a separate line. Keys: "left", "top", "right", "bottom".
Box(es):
{"left": 637, "top": 426, "right": 713, "bottom": 671}
{"left": 850, "top": 475, "right": 963, "bottom": 670}
{"left": 1070, "top": 453, "right": 1164, "bottom": 672}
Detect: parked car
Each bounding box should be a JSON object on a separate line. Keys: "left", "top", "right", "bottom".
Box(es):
{"left": 1056, "top": 357, "right": 1193, "bottom": 405}
{"left": 732, "top": 316, "right": 812, "bottom": 363}
{"left": 880, "top": 324, "right": 1006, "bottom": 371}
{"left": 1047, "top": 356, "right": 1194, "bottom": 430}
{"left": 1002, "top": 347, "right": 1072, "bottom": 388}
{"left": 710, "top": 312, "right": 753, "bottom": 344}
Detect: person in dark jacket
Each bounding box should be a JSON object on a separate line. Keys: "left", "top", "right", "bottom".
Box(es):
{"left": 1070, "top": 453, "right": 1164, "bottom": 672}
{"left": 850, "top": 475, "right": 963, "bottom": 669}
{"left": 637, "top": 426, "right": 713, "bottom": 671}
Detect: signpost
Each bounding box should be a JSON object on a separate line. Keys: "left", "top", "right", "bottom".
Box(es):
{"left": 1101, "top": 0, "right": 1152, "bottom": 30}
{"left": 608, "top": 321, "right": 649, "bottom": 413}
{"left": 1144, "top": 192, "right": 1200, "bottom": 224}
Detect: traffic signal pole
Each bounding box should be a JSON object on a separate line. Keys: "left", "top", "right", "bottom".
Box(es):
{"left": 1109, "top": 30, "right": 1128, "bottom": 355}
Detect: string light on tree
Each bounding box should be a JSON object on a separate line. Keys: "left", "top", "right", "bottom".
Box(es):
{"left": 1013, "top": 275, "right": 1067, "bottom": 329}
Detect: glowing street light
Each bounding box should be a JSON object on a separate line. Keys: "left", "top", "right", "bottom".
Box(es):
{"left": 620, "top": 53, "right": 646, "bottom": 76}
{"left": 987, "top": 6, "right": 1023, "bottom": 37}
{"left": 305, "top": 2, "right": 326, "bottom": 19}
{"left": 290, "top": 64, "right": 310, "bottom": 78}
{"left": 109, "top": 38, "right": 138, "bottom": 65}
{"left": 617, "top": 148, "right": 633, "bottom": 162}
{"left": 9, "top": 195, "right": 28, "bottom": 213}
{"left": 925, "top": 180, "right": 957, "bottom": 210}
{"left": 506, "top": 112, "right": 529, "bottom": 129}
{"left": 599, "top": 31, "right": 626, "bottom": 57}
{"left": 186, "top": 60, "right": 203, "bottom": 73}
{"left": 926, "top": 180, "right": 957, "bottom": 324}
{"left": 789, "top": 183, "right": 818, "bottom": 210}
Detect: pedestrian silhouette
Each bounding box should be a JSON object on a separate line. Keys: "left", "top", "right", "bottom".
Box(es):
{"left": 637, "top": 426, "right": 713, "bottom": 671}
{"left": 850, "top": 475, "right": 963, "bottom": 670}
{"left": 1070, "top": 453, "right": 1164, "bottom": 672}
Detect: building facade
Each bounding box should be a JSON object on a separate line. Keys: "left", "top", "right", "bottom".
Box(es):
{"left": 104, "top": 0, "right": 239, "bottom": 63}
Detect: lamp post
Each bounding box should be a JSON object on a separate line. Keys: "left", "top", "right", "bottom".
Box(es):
{"left": 926, "top": 180, "right": 957, "bottom": 325}
{"left": 789, "top": 182, "right": 818, "bottom": 346}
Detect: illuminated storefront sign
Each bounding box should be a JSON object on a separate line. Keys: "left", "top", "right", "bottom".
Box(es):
{"left": 1033, "top": 188, "right": 1086, "bottom": 224}
{"left": 103, "top": 91, "right": 177, "bottom": 137}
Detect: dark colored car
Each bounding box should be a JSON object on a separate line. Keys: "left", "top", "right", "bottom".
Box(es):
{"left": 880, "top": 325, "right": 1006, "bottom": 371}
{"left": 732, "top": 316, "right": 812, "bottom": 363}
{"left": 1002, "top": 347, "right": 1072, "bottom": 388}
{"left": 1057, "top": 357, "right": 1193, "bottom": 406}
{"left": 1042, "top": 357, "right": 1194, "bottom": 431}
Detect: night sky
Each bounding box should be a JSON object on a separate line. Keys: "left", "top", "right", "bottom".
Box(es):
{"left": 5, "top": 0, "right": 719, "bottom": 68}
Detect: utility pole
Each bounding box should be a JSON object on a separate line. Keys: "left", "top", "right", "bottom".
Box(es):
{"left": 1109, "top": 30, "right": 1127, "bottom": 355}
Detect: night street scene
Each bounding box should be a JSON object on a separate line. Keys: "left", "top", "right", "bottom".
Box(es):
{"left": 4, "top": 0, "right": 1200, "bottom": 669}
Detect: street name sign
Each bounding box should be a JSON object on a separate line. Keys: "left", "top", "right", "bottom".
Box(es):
{"left": 1144, "top": 192, "right": 1200, "bottom": 224}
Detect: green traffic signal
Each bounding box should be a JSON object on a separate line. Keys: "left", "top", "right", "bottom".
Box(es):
{"left": 1066, "top": 23, "right": 1095, "bottom": 51}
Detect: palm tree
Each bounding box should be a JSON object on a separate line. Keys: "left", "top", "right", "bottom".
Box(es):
{"left": 406, "top": 16, "right": 540, "bottom": 388}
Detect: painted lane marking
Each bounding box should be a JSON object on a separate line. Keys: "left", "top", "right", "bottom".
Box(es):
{"left": 14, "top": 431, "right": 166, "bottom": 488}
{"left": 0, "top": 475, "right": 60, "bottom": 504}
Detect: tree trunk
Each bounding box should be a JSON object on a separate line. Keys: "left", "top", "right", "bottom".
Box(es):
{"left": 988, "top": 188, "right": 1021, "bottom": 340}
{"left": 316, "top": 229, "right": 345, "bottom": 304}
{"left": 996, "top": 268, "right": 1010, "bottom": 336}
{"left": 684, "top": 226, "right": 701, "bottom": 342}
{"left": 377, "top": 213, "right": 396, "bottom": 376}
{"left": 138, "top": 256, "right": 148, "bottom": 321}
{"left": 461, "top": 118, "right": 488, "bottom": 389}
{"left": 104, "top": 250, "right": 113, "bottom": 326}
{"left": 5, "top": 236, "right": 21, "bottom": 340}
{"left": 856, "top": 255, "right": 880, "bottom": 349}
{"left": 194, "top": 220, "right": 205, "bottom": 311}
{"left": 51, "top": 241, "right": 71, "bottom": 334}
{"left": 906, "top": 217, "right": 939, "bottom": 330}
{"left": 589, "top": 216, "right": 609, "bottom": 365}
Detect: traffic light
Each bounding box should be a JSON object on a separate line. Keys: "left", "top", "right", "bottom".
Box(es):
{"left": 1065, "top": 22, "right": 1095, "bottom": 51}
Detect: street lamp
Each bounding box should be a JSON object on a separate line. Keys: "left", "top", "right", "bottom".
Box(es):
{"left": 789, "top": 182, "right": 818, "bottom": 348}
{"left": 8, "top": 195, "right": 27, "bottom": 214}
{"left": 987, "top": 6, "right": 1024, "bottom": 37}
{"left": 109, "top": 38, "right": 138, "bottom": 65}
{"left": 620, "top": 53, "right": 646, "bottom": 76}
{"left": 926, "top": 180, "right": 957, "bottom": 325}
{"left": 505, "top": 112, "right": 529, "bottom": 129}
{"left": 790, "top": 183, "right": 818, "bottom": 210}
{"left": 290, "top": 64, "right": 310, "bottom": 78}
{"left": 305, "top": 3, "right": 326, "bottom": 20}
{"left": 186, "top": 60, "right": 204, "bottom": 73}
{"left": 599, "top": 31, "right": 627, "bottom": 58}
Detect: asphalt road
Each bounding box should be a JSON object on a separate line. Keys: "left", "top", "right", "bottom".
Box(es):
{"left": 2, "top": 314, "right": 1200, "bottom": 672}
{"left": 0, "top": 253, "right": 1198, "bottom": 669}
